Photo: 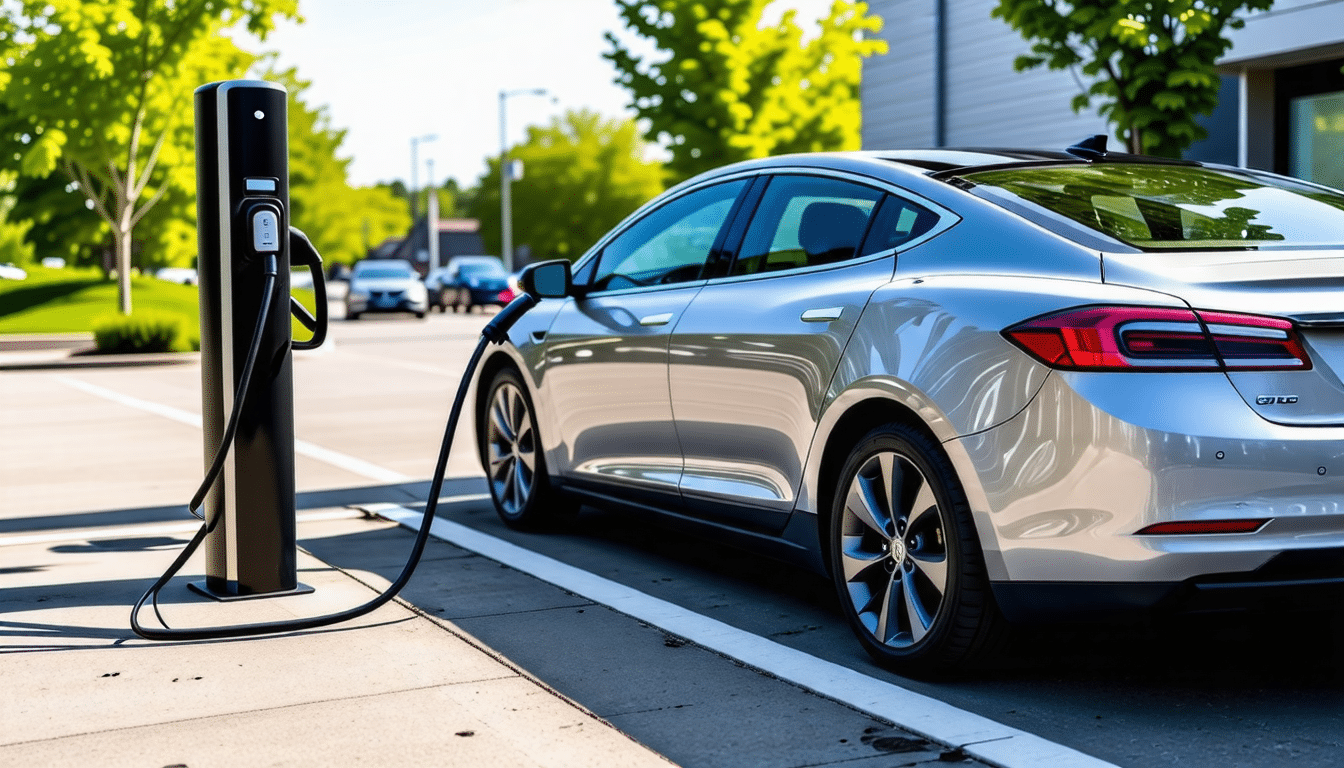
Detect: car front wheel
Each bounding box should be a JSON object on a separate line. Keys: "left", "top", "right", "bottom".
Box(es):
{"left": 829, "top": 422, "right": 1002, "bottom": 676}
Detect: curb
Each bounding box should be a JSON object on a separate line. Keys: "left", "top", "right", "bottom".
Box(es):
{"left": 0, "top": 351, "right": 200, "bottom": 371}
{"left": 0, "top": 333, "right": 95, "bottom": 352}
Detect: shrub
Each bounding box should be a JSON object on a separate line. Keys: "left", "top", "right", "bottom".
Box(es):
{"left": 92, "top": 311, "right": 192, "bottom": 354}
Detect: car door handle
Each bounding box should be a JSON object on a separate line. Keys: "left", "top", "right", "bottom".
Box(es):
{"left": 639, "top": 312, "right": 674, "bottom": 327}
{"left": 801, "top": 307, "right": 844, "bottom": 323}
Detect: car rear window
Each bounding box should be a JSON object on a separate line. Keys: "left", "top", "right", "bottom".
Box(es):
{"left": 961, "top": 164, "right": 1344, "bottom": 251}
{"left": 458, "top": 262, "right": 505, "bottom": 277}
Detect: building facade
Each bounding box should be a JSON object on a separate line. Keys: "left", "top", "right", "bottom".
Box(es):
{"left": 863, "top": 0, "right": 1344, "bottom": 188}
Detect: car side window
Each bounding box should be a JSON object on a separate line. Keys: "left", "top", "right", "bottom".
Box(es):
{"left": 729, "top": 176, "right": 883, "bottom": 276}
{"left": 858, "top": 194, "right": 940, "bottom": 257}
{"left": 591, "top": 180, "right": 746, "bottom": 292}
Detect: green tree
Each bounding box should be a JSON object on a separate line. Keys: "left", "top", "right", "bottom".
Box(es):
{"left": 605, "top": 0, "right": 886, "bottom": 182}
{"left": 469, "top": 110, "right": 665, "bottom": 261}
{"left": 992, "top": 0, "right": 1272, "bottom": 158}
{"left": 274, "top": 68, "right": 411, "bottom": 266}
{"left": 0, "top": 0, "right": 297, "bottom": 314}
{"left": 0, "top": 174, "right": 35, "bottom": 266}
{"left": 3, "top": 167, "right": 106, "bottom": 267}
{"left": 378, "top": 178, "right": 462, "bottom": 222}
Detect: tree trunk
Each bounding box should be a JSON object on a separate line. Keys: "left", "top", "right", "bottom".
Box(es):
{"left": 116, "top": 223, "right": 133, "bottom": 316}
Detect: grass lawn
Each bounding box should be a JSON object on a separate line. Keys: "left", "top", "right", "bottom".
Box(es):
{"left": 0, "top": 266, "right": 319, "bottom": 344}
{"left": 0, "top": 266, "right": 201, "bottom": 337}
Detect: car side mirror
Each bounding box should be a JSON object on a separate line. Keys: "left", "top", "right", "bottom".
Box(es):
{"left": 519, "top": 259, "right": 571, "bottom": 299}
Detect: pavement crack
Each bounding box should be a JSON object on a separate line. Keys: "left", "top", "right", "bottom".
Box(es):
{"left": 604, "top": 703, "right": 695, "bottom": 718}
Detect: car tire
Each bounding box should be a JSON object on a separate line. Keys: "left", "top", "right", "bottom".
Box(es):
{"left": 348, "top": 311, "right": 360, "bottom": 321}
{"left": 829, "top": 422, "right": 1003, "bottom": 677}
{"left": 416, "top": 311, "right": 426, "bottom": 319}
{"left": 479, "top": 367, "right": 575, "bottom": 529}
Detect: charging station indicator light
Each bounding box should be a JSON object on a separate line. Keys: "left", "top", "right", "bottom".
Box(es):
{"left": 245, "top": 177, "right": 277, "bottom": 193}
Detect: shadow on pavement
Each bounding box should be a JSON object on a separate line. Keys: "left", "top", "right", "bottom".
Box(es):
{"left": 0, "top": 477, "right": 487, "bottom": 535}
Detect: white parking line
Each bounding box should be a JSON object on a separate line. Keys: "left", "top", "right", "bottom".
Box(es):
{"left": 369, "top": 504, "right": 1121, "bottom": 768}
{"left": 53, "top": 376, "right": 411, "bottom": 483}
{"left": 0, "top": 509, "right": 365, "bottom": 547}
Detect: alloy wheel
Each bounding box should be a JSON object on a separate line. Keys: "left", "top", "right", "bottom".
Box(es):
{"left": 485, "top": 380, "right": 536, "bottom": 516}
{"left": 838, "top": 451, "right": 950, "bottom": 648}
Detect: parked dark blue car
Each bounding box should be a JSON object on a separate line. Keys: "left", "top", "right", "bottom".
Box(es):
{"left": 429, "top": 255, "right": 511, "bottom": 313}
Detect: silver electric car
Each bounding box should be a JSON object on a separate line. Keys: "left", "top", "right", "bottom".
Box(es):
{"left": 473, "top": 139, "right": 1344, "bottom": 673}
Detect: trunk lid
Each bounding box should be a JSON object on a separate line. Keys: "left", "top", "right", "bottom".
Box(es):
{"left": 1105, "top": 249, "right": 1344, "bottom": 426}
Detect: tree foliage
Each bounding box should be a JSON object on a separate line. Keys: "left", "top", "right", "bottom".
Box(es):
{"left": 992, "top": 0, "right": 1272, "bottom": 158}
{"left": 469, "top": 110, "right": 665, "bottom": 261}
{"left": 605, "top": 0, "right": 886, "bottom": 182}
{"left": 0, "top": 174, "right": 35, "bottom": 266}
{"left": 274, "top": 68, "right": 410, "bottom": 266}
{"left": 0, "top": 0, "right": 296, "bottom": 313}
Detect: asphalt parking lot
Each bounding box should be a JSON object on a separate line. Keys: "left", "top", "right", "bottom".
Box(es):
{"left": 4, "top": 308, "right": 1342, "bottom": 768}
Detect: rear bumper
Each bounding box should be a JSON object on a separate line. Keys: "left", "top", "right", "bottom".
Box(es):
{"left": 465, "top": 287, "right": 508, "bottom": 306}
{"left": 949, "top": 370, "right": 1344, "bottom": 586}
{"left": 992, "top": 547, "right": 1344, "bottom": 621}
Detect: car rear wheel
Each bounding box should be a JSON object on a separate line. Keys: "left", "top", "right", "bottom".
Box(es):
{"left": 480, "top": 368, "right": 572, "bottom": 529}
{"left": 829, "top": 422, "right": 1002, "bottom": 676}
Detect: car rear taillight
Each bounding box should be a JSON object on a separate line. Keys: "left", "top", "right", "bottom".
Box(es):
{"left": 1003, "top": 306, "right": 1311, "bottom": 372}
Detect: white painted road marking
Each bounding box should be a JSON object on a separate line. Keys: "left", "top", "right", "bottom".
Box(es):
{"left": 54, "top": 375, "right": 411, "bottom": 483}
{"left": 0, "top": 509, "right": 365, "bottom": 547}
{"left": 370, "top": 504, "right": 1122, "bottom": 768}
{"left": 51, "top": 374, "right": 1119, "bottom": 768}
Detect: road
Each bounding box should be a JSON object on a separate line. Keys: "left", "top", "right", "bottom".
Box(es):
{"left": 5, "top": 306, "right": 1342, "bottom": 767}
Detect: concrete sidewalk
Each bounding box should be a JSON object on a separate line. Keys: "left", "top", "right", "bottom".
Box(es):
{"left": 0, "top": 510, "right": 674, "bottom": 767}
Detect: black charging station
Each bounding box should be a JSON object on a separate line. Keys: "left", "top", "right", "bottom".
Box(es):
{"left": 130, "top": 78, "right": 566, "bottom": 641}
{"left": 192, "top": 80, "right": 319, "bottom": 601}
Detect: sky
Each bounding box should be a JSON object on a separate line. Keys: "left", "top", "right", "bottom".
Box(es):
{"left": 239, "top": 0, "right": 835, "bottom": 190}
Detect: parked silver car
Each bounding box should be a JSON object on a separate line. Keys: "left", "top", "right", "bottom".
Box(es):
{"left": 345, "top": 259, "right": 428, "bottom": 320}
{"left": 473, "top": 140, "right": 1344, "bottom": 673}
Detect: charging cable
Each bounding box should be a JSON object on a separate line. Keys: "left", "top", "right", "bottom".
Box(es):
{"left": 130, "top": 258, "right": 539, "bottom": 640}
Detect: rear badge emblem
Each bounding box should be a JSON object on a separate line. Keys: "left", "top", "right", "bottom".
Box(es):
{"left": 1255, "top": 395, "right": 1298, "bottom": 405}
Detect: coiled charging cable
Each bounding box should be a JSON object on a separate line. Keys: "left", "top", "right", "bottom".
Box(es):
{"left": 130, "top": 257, "right": 536, "bottom": 641}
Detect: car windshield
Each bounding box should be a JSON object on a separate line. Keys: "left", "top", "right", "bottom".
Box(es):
{"left": 458, "top": 261, "right": 505, "bottom": 277}
{"left": 962, "top": 164, "right": 1344, "bottom": 251}
{"left": 356, "top": 267, "right": 413, "bottom": 280}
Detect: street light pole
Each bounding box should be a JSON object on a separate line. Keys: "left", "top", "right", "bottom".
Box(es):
{"left": 499, "top": 88, "right": 547, "bottom": 272}
{"left": 410, "top": 133, "right": 437, "bottom": 222}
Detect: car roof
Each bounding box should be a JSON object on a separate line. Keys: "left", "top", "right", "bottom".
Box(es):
{"left": 691, "top": 136, "right": 1201, "bottom": 185}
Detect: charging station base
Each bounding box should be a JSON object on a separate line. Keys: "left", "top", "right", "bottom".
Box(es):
{"left": 188, "top": 581, "right": 315, "bottom": 602}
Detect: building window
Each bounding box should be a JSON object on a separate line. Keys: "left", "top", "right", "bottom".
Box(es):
{"left": 1290, "top": 90, "right": 1344, "bottom": 190}
{"left": 1276, "top": 58, "right": 1344, "bottom": 190}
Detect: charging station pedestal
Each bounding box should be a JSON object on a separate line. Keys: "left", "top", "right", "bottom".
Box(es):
{"left": 192, "top": 80, "right": 310, "bottom": 600}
